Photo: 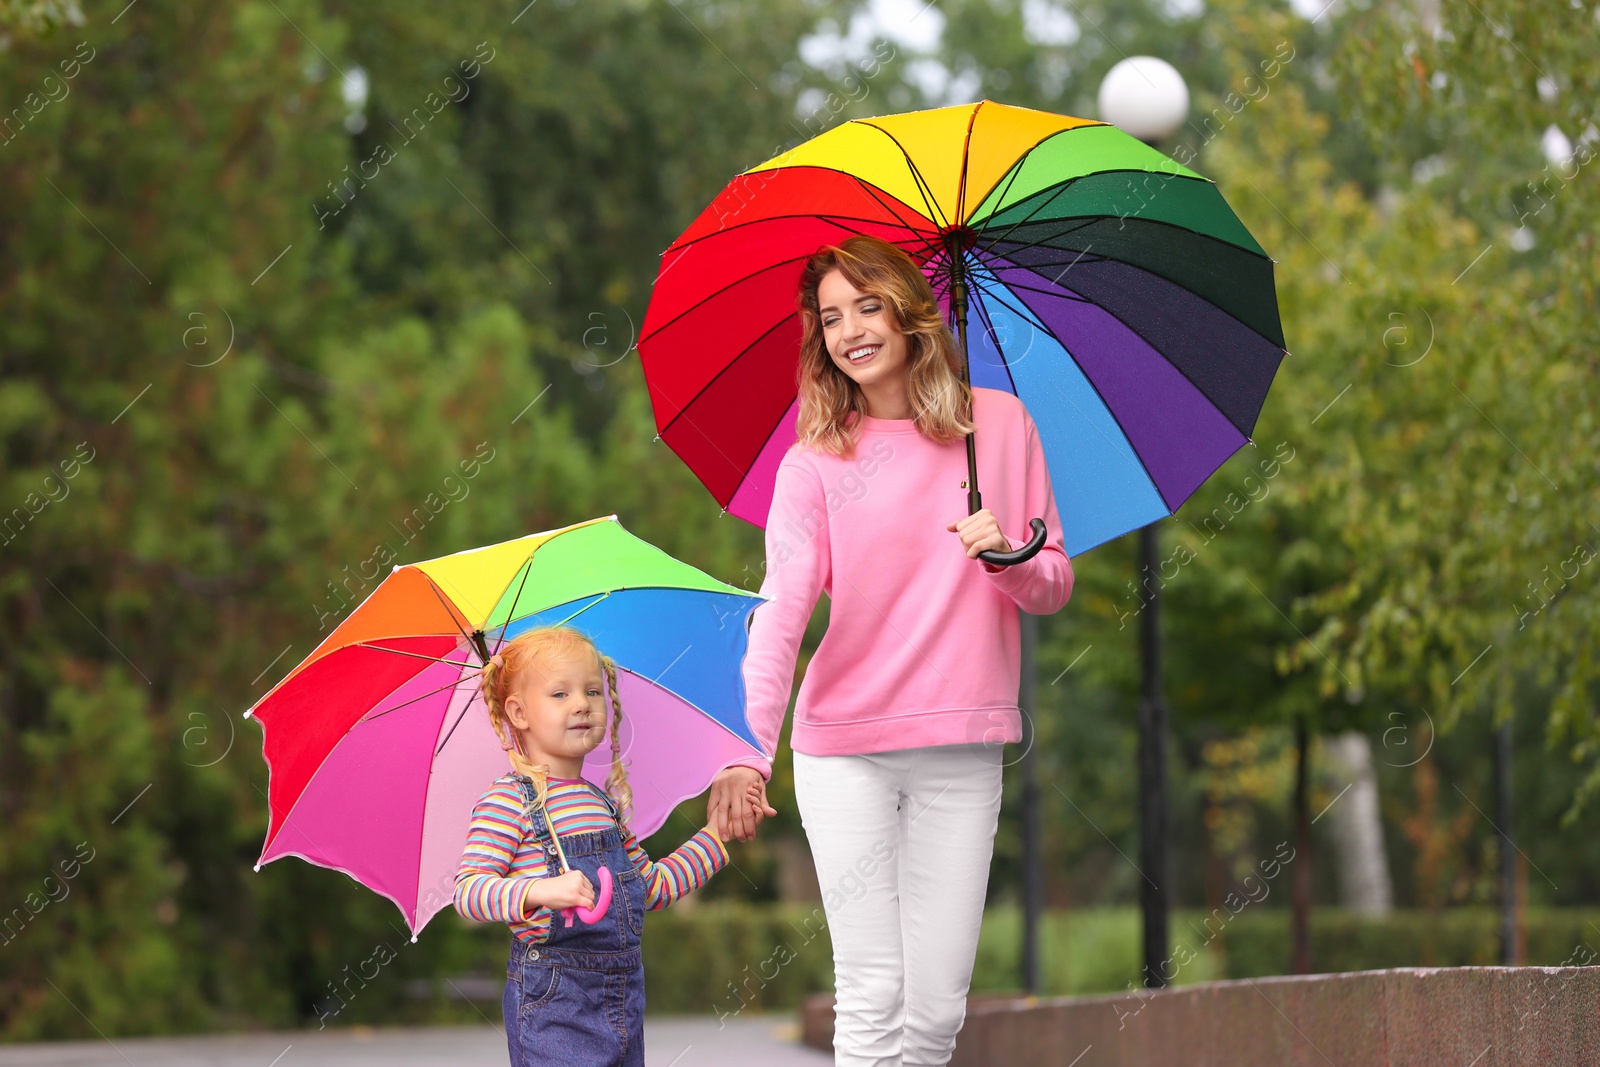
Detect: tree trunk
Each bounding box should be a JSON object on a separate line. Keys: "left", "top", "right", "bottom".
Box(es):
{"left": 1321, "top": 731, "right": 1394, "bottom": 915}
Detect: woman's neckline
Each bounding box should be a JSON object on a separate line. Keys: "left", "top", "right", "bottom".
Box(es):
{"left": 854, "top": 411, "right": 920, "bottom": 434}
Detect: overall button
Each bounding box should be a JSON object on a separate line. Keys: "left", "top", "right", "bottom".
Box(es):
{"left": 529, "top": 949, "right": 540, "bottom": 960}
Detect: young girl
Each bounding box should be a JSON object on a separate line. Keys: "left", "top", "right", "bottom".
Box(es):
{"left": 455, "top": 624, "right": 759, "bottom": 1067}
{"left": 708, "top": 235, "right": 1075, "bottom": 1066}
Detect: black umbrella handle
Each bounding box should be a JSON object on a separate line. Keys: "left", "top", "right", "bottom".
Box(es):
{"left": 978, "top": 517, "right": 1048, "bottom": 567}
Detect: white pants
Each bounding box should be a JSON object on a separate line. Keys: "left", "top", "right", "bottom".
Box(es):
{"left": 793, "top": 741, "right": 1005, "bottom": 1067}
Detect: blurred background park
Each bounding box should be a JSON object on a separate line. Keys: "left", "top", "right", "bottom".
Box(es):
{"left": 1, "top": 0, "right": 1597, "bottom": 1046}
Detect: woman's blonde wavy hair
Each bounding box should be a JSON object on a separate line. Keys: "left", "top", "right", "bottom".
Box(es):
{"left": 478, "top": 625, "right": 632, "bottom": 826}
{"left": 794, "top": 234, "right": 975, "bottom": 459}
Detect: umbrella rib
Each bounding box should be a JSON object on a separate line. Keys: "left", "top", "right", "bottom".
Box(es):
{"left": 724, "top": 394, "right": 806, "bottom": 516}
{"left": 551, "top": 592, "right": 611, "bottom": 629}
{"left": 965, "top": 270, "right": 1183, "bottom": 512}
{"left": 963, "top": 281, "right": 1023, "bottom": 398}
{"left": 616, "top": 655, "right": 770, "bottom": 755}
{"left": 356, "top": 668, "right": 483, "bottom": 724}
{"left": 978, "top": 218, "right": 1107, "bottom": 265}
{"left": 966, "top": 127, "right": 1221, "bottom": 254}
{"left": 960, "top": 122, "right": 1118, "bottom": 235}
{"left": 977, "top": 205, "right": 1103, "bottom": 262}
{"left": 663, "top": 206, "right": 934, "bottom": 261}
{"left": 489, "top": 554, "right": 540, "bottom": 656}
{"left": 981, "top": 216, "right": 1286, "bottom": 348}
{"left": 365, "top": 591, "right": 668, "bottom": 735}
{"left": 448, "top": 598, "right": 766, "bottom": 754}
{"left": 434, "top": 686, "right": 483, "bottom": 755}
{"left": 987, "top": 243, "right": 1286, "bottom": 381}
{"left": 965, "top": 136, "right": 1035, "bottom": 238}
{"left": 653, "top": 379, "right": 755, "bottom": 493}
{"left": 661, "top": 168, "right": 935, "bottom": 256}
{"left": 488, "top": 584, "right": 613, "bottom": 651}
{"left": 835, "top": 175, "right": 947, "bottom": 267}
{"left": 653, "top": 305, "right": 815, "bottom": 464}
{"left": 641, "top": 213, "right": 937, "bottom": 346}
{"left": 824, "top": 161, "right": 945, "bottom": 250}
{"left": 954, "top": 100, "right": 983, "bottom": 226}
{"left": 858, "top": 171, "right": 948, "bottom": 253}
{"left": 971, "top": 256, "right": 1099, "bottom": 303}
{"left": 985, "top": 214, "right": 1253, "bottom": 269}
{"left": 641, "top": 253, "right": 815, "bottom": 348}
{"left": 417, "top": 572, "right": 483, "bottom": 660}
{"left": 973, "top": 163, "right": 1228, "bottom": 262}
{"left": 645, "top": 212, "right": 1177, "bottom": 443}
{"left": 838, "top": 124, "right": 947, "bottom": 233}
{"left": 352, "top": 640, "right": 477, "bottom": 667}
{"left": 979, "top": 178, "right": 1276, "bottom": 264}
{"left": 972, "top": 161, "right": 1095, "bottom": 259}
{"left": 857, "top": 120, "right": 952, "bottom": 232}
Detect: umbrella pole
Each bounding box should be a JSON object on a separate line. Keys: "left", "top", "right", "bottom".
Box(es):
{"left": 944, "top": 234, "right": 1049, "bottom": 568}
{"left": 950, "top": 261, "right": 984, "bottom": 519}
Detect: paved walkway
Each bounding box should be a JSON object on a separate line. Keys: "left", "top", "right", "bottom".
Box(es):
{"left": 0, "top": 1015, "right": 833, "bottom": 1066}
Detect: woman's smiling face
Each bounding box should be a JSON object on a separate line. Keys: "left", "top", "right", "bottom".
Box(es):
{"left": 817, "top": 269, "right": 911, "bottom": 403}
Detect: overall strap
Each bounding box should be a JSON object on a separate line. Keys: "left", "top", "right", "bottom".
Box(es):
{"left": 512, "top": 774, "right": 556, "bottom": 852}
{"left": 588, "top": 782, "right": 624, "bottom": 829}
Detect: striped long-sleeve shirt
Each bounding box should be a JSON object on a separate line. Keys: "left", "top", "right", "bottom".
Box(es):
{"left": 453, "top": 774, "right": 729, "bottom": 943}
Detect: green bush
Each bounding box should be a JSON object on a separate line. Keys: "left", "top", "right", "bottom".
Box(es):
{"left": 642, "top": 902, "right": 838, "bottom": 1016}
{"left": 1218, "top": 907, "right": 1600, "bottom": 978}
{"left": 640, "top": 904, "right": 1217, "bottom": 1014}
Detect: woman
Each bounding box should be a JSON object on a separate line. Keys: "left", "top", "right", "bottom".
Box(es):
{"left": 707, "top": 234, "right": 1074, "bottom": 1066}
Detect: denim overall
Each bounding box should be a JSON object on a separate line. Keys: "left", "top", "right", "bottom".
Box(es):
{"left": 503, "top": 774, "right": 649, "bottom": 1067}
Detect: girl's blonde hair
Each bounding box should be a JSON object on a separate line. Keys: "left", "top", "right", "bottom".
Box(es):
{"left": 794, "top": 234, "right": 976, "bottom": 459}
{"left": 479, "top": 626, "right": 633, "bottom": 825}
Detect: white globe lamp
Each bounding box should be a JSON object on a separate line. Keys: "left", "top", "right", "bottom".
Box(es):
{"left": 1097, "top": 56, "right": 1190, "bottom": 146}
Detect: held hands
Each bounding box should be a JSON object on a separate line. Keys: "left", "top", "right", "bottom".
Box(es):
{"left": 523, "top": 869, "right": 595, "bottom": 917}
{"left": 947, "top": 508, "right": 1012, "bottom": 560}
{"left": 707, "top": 766, "right": 777, "bottom": 843}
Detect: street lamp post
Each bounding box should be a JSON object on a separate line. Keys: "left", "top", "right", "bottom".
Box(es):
{"left": 1097, "top": 55, "right": 1189, "bottom": 991}
{"left": 1020, "top": 612, "right": 1042, "bottom": 993}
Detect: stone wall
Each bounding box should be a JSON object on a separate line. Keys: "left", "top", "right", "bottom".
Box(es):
{"left": 802, "top": 967, "right": 1600, "bottom": 1065}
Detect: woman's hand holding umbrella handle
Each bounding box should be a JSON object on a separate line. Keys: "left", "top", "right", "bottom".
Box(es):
{"left": 948, "top": 511, "right": 1048, "bottom": 568}
{"left": 978, "top": 517, "right": 1047, "bottom": 567}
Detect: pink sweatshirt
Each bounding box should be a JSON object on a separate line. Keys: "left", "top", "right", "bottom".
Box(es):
{"left": 729, "top": 387, "right": 1074, "bottom": 781}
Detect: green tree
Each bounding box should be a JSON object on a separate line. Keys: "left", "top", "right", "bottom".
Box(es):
{"left": 0, "top": 0, "right": 855, "bottom": 1037}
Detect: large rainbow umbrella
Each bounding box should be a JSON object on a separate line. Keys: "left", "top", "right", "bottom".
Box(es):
{"left": 638, "top": 99, "right": 1287, "bottom": 557}
{"left": 246, "top": 515, "right": 767, "bottom": 938}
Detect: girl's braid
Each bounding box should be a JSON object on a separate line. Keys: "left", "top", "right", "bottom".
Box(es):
{"left": 480, "top": 652, "right": 550, "bottom": 807}
{"left": 600, "top": 654, "right": 633, "bottom": 826}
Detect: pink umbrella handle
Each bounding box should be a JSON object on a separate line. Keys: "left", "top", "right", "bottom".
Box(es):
{"left": 558, "top": 866, "right": 614, "bottom": 927}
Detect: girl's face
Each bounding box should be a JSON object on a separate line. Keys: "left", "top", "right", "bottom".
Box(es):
{"left": 504, "top": 649, "right": 608, "bottom": 769}
{"left": 817, "top": 269, "right": 912, "bottom": 396}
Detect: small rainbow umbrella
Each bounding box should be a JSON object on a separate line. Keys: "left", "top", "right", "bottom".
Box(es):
{"left": 638, "top": 99, "right": 1287, "bottom": 558}
{"left": 246, "top": 515, "right": 766, "bottom": 939}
